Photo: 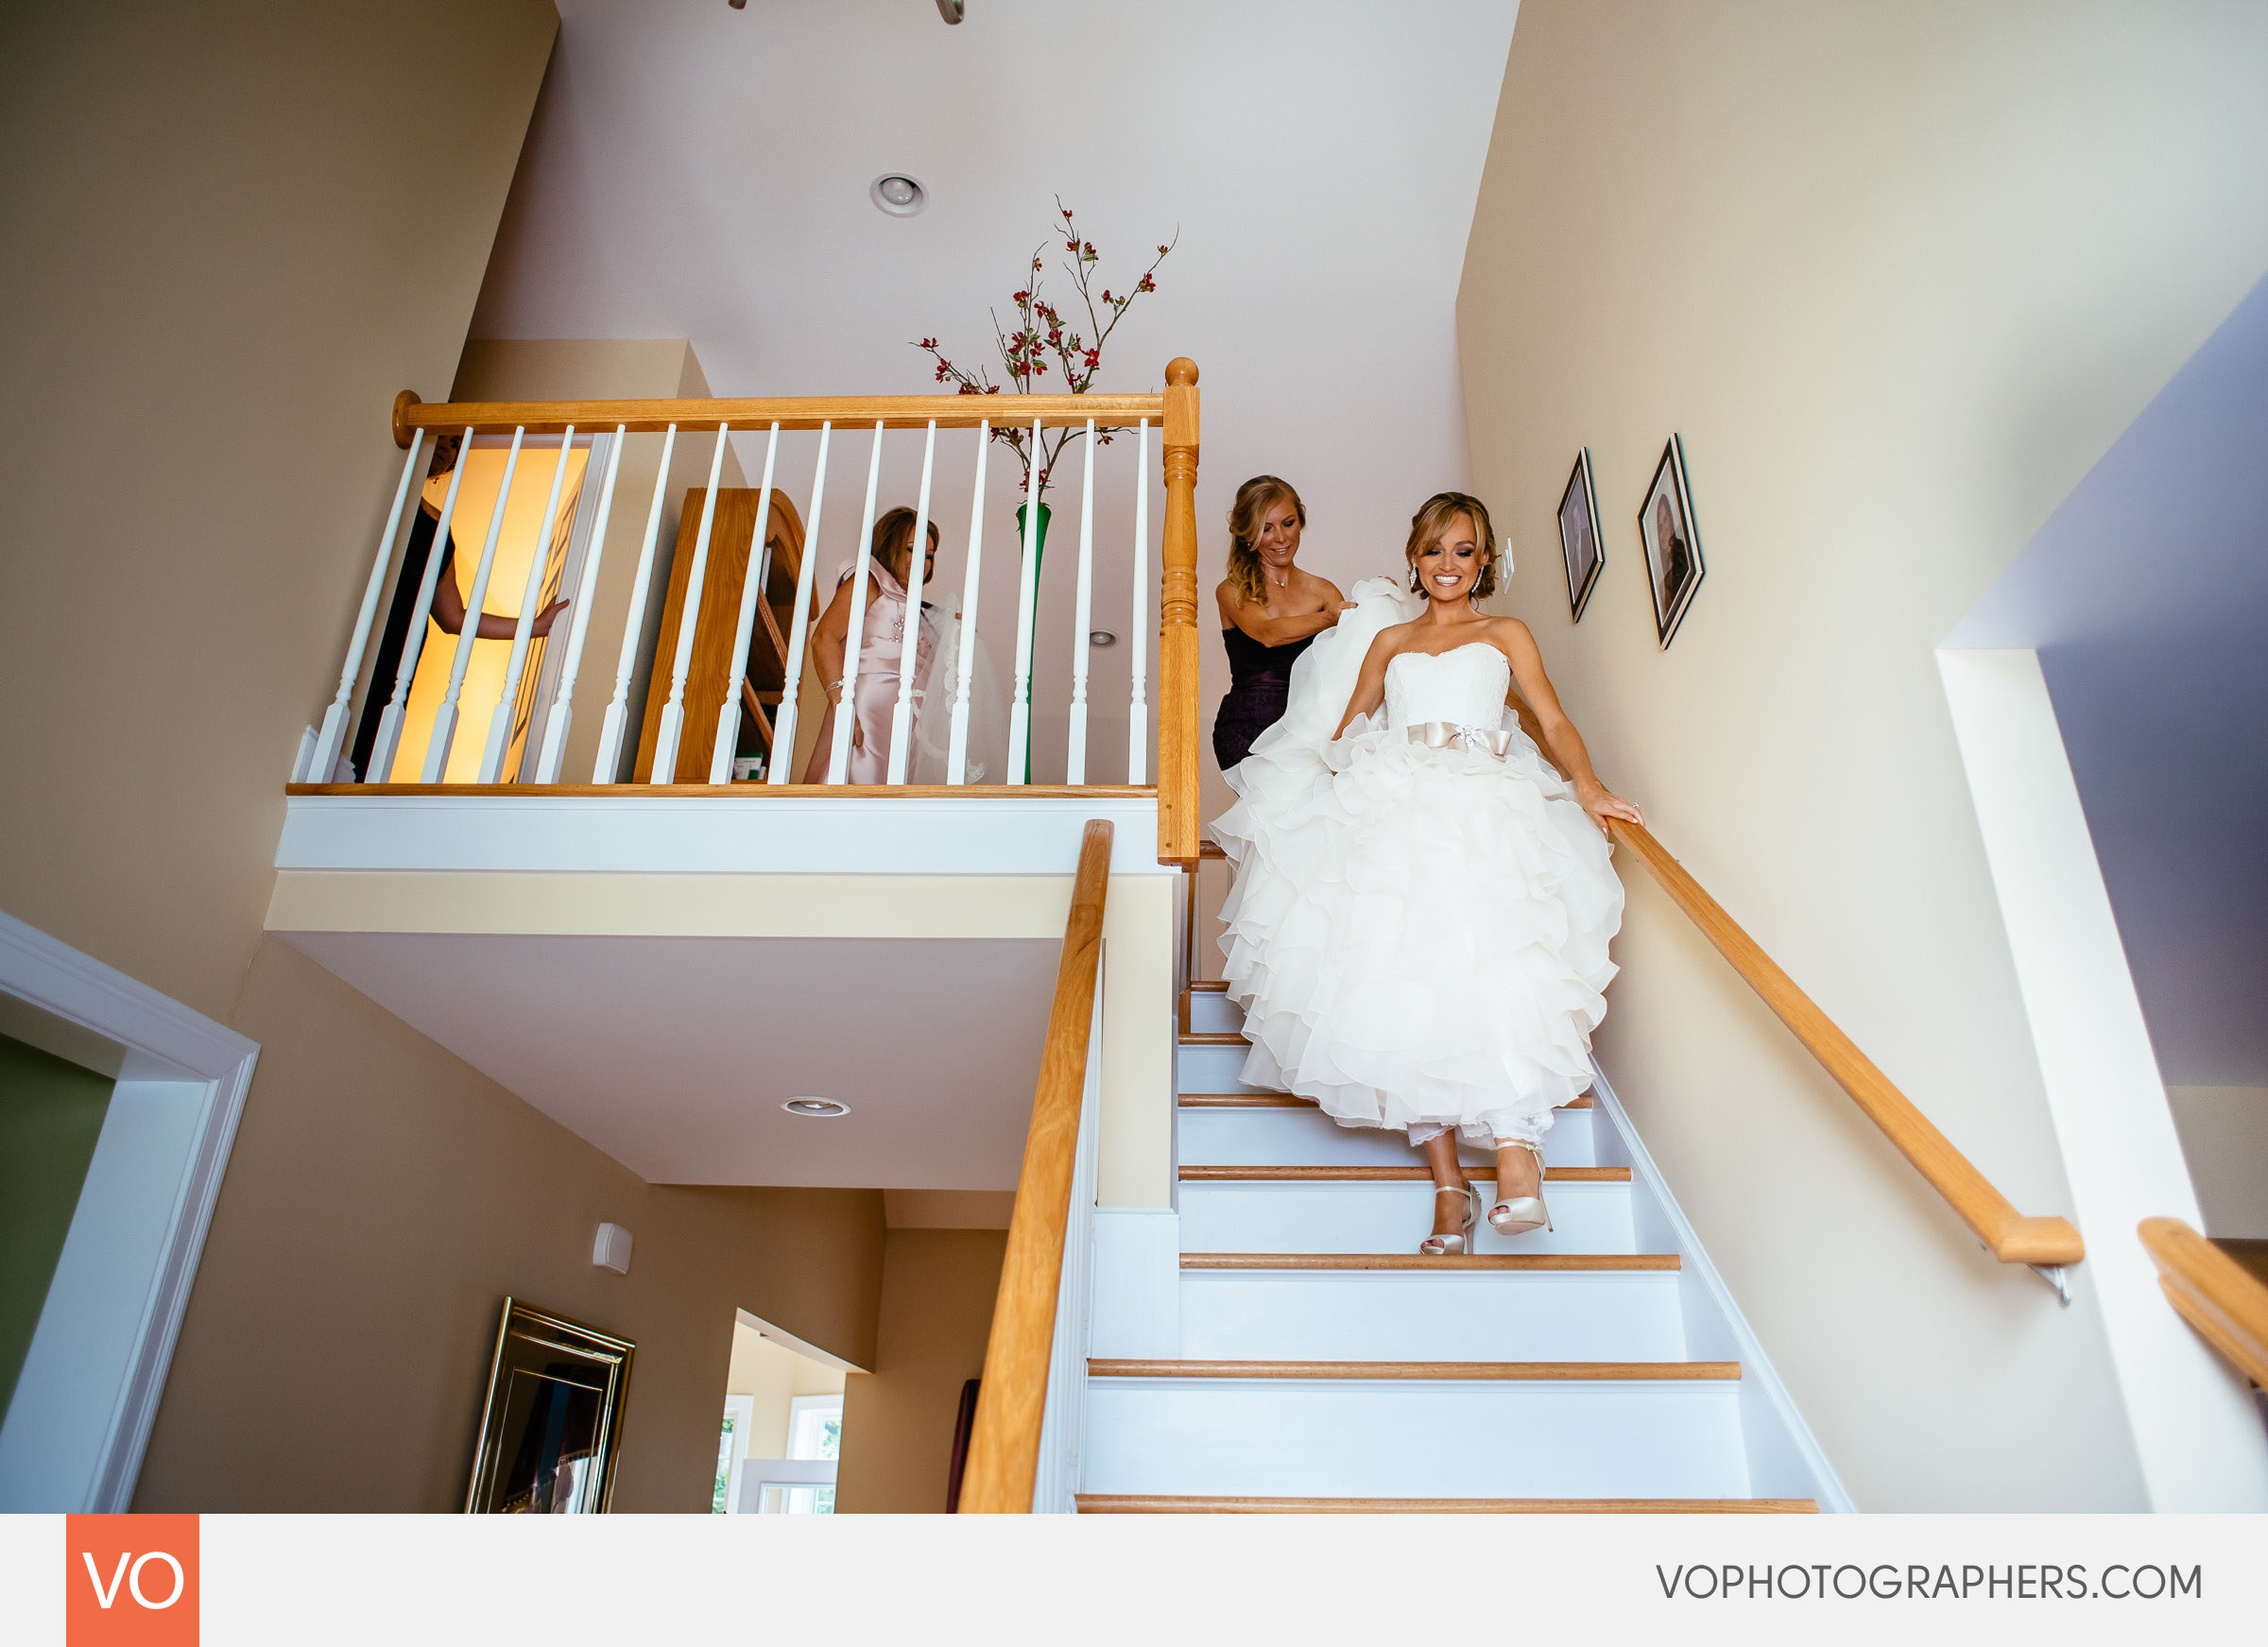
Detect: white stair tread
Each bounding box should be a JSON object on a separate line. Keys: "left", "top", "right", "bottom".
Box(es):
{"left": 1178, "top": 1269, "right": 1688, "bottom": 1362}
{"left": 1177, "top": 1179, "right": 1634, "bottom": 1256}
{"left": 1082, "top": 1378, "right": 1751, "bottom": 1499}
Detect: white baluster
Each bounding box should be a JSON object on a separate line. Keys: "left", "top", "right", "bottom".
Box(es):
{"left": 1066, "top": 418, "right": 1097, "bottom": 785}
{"left": 824, "top": 421, "right": 886, "bottom": 785}
{"left": 945, "top": 422, "right": 988, "bottom": 786}
{"left": 649, "top": 423, "right": 731, "bottom": 782}
{"left": 592, "top": 423, "right": 679, "bottom": 782}
{"left": 1005, "top": 417, "right": 1043, "bottom": 786}
{"left": 477, "top": 426, "right": 576, "bottom": 783}
{"left": 766, "top": 421, "right": 833, "bottom": 783}
{"left": 313, "top": 430, "right": 425, "bottom": 784}
{"left": 1127, "top": 418, "right": 1150, "bottom": 784}
{"left": 422, "top": 426, "right": 525, "bottom": 782}
{"left": 708, "top": 422, "right": 782, "bottom": 784}
{"left": 531, "top": 425, "right": 627, "bottom": 784}
{"left": 369, "top": 426, "right": 474, "bottom": 783}
{"left": 885, "top": 420, "right": 937, "bottom": 784}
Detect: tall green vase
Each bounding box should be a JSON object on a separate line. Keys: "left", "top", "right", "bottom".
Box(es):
{"left": 1013, "top": 502, "right": 1051, "bottom": 783}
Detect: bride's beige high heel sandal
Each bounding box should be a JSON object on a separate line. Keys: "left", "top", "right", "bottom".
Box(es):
{"left": 1418, "top": 1182, "right": 1479, "bottom": 1257}
{"left": 1486, "top": 1141, "right": 1553, "bottom": 1236}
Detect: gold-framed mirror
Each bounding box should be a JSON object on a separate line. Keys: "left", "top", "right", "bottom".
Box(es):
{"left": 464, "top": 1298, "right": 635, "bottom": 1514}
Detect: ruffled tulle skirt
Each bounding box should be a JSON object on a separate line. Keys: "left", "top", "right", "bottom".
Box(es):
{"left": 1213, "top": 713, "right": 1623, "bottom": 1147}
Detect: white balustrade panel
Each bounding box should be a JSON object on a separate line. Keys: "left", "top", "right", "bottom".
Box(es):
{"left": 945, "top": 422, "right": 989, "bottom": 786}
{"left": 1005, "top": 418, "right": 1043, "bottom": 787}
{"left": 476, "top": 427, "right": 576, "bottom": 784}
{"left": 650, "top": 423, "right": 732, "bottom": 782}
{"left": 421, "top": 425, "right": 525, "bottom": 782}
{"left": 824, "top": 422, "right": 887, "bottom": 786}
{"left": 767, "top": 422, "right": 833, "bottom": 784}
{"left": 592, "top": 423, "right": 679, "bottom": 783}
{"left": 885, "top": 420, "right": 937, "bottom": 784}
{"left": 324, "top": 408, "right": 1173, "bottom": 793}
{"left": 1128, "top": 419, "right": 1150, "bottom": 784}
{"left": 709, "top": 423, "right": 782, "bottom": 784}
{"left": 314, "top": 431, "right": 425, "bottom": 785}
{"left": 1066, "top": 419, "right": 1097, "bottom": 785}
{"left": 531, "top": 425, "right": 627, "bottom": 785}
{"left": 368, "top": 426, "right": 474, "bottom": 784}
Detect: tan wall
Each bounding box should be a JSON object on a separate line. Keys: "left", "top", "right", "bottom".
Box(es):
{"left": 833, "top": 1228, "right": 1005, "bottom": 1514}
{"left": 0, "top": 0, "right": 558, "bottom": 1022}
{"left": 134, "top": 938, "right": 884, "bottom": 1512}
{"left": 1457, "top": 0, "right": 2268, "bottom": 1509}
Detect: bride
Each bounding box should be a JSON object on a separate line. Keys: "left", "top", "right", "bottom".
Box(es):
{"left": 1211, "top": 492, "right": 1641, "bottom": 1255}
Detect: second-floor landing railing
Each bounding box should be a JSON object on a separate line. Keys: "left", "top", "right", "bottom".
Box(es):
{"left": 290, "top": 365, "right": 1206, "bottom": 868}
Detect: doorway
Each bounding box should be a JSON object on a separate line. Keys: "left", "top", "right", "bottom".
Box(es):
{"left": 713, "top": 1309, "right": 850, "bottom": 1515}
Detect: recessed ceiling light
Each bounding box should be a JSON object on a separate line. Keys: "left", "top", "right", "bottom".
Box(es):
{"left": 869, "top": 174, "right": 926, "bottom": 217}
{"left": 782, "top": 1097, "right": 850, "bottom": 1118}
{"left": 1090, "top": 629, "right": 1117, "bottom": 646}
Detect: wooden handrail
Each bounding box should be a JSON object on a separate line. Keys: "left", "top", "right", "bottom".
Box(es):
{"left": 393, "top": 388, "right": 1167, "bottom": 444}
{"left": 2139, "top": 1218, "right": 2268, "bottom": 1387}
{"left": 1606, "top": 817, "right": 2084, "bottom": 1270}
{"left": 958, "top": 817, "right": 1113, "bottom": 1512}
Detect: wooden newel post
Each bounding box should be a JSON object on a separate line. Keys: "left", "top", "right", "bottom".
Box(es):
{"left": 1157, "top": 357, "right": 1201, "bottom": 867}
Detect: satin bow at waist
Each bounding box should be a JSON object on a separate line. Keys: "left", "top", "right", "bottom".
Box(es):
{"left": 1407, "top": 720, "right": 1513, "bottom": 758}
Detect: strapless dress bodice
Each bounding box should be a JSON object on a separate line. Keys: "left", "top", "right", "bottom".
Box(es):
{"left": 1383, "top": 643, "right": 1511, "bottom": 732}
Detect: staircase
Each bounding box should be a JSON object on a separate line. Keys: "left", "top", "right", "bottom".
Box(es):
{"left": 1074, "top": 983, "right": 1847, "bottom": 1513}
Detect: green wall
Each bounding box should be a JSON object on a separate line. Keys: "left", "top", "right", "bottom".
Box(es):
{"left": 0, "top": 1031, "right": 113, "bottom": 1416}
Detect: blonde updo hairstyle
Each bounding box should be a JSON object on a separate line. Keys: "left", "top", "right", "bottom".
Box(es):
{"left": 1224, "top": 475, "right": 1307, "bottom": 608}
{"left": 869, "top": 506, "right": 942, "bottom": 585}
{"left": 1404, "top": 491, "right": 1500, "bottom": 600}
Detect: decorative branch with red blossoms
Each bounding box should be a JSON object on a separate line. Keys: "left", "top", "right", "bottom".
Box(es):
{"left": 915, "top": 197, "right": 1176, "bottom": 511}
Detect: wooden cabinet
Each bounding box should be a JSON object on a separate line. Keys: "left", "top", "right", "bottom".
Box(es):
{"left": 634, "top": 488, "right": 806, "bottom": 783}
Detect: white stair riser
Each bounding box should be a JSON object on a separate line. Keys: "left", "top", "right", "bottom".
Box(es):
{"left": 1178, "top": 1180, "right": 1635, "bottom": 1256}
{"left": 1179, "top": 1271, "right": 1687, "bottom": 1362}
{"left": 1177, "top": 1042, "right": 1269, "bottom": 1094}
{"left": 1185, "top": 990, "right": 1245, "bottom": 1035}
{"left": 1177, "top": 1106, "right": 1599, "bottom": 1168}
{"left": 1083, "top": 1379, "right": 1750, "bottom": 1499}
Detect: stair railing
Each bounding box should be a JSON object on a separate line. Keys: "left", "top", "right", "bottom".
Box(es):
{"left": 958, "top": 818, "right": 1112, "bottom": 1512}
{"left": 296, "top": 366, "right": 1205, "bottom": 868}
{"left": 1606, "top": 817, "right": 2086, "bottom": 1296}
{"left": 2139, "top": 1218, "right": 2268, "bottom": 1388}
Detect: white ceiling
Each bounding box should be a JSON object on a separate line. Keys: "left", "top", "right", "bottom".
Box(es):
{"left": 284, "top": 931, "right": 1057, "bottom": 1186}
{"left": 470, "top": 0, "right": 1518, "bottom": 780}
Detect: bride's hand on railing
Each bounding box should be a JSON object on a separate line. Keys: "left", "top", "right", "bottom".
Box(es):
{"left": 1578, "top": 781, "right": 1643, "bottom": 834}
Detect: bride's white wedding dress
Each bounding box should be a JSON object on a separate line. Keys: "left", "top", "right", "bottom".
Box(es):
{"left": 1211, "top": 578, "right": 1624, "bottom": 1148}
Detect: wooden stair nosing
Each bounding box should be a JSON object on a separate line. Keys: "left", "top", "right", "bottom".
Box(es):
{"left": 1090, "top": 1358, "right": 1740, "bottom": 1381}
{"left": 1179, "top": 1091, "right": 1595, "bottom": 1111}
{"left": 1187, "top": 979, "right": 1230, "bottom": 992}
{"left": 1179, "top": 1031, "right": 1251, "bottom": 1046}
{"left": 1075, "top": 1494, "right": 1818, "bottom": 1515}
{"left": 1180, "top": 1164, "right": 1629, "bottom": 1183}
{"left": 1180, "top": 1251, "right": 1680, "bottom": 1273}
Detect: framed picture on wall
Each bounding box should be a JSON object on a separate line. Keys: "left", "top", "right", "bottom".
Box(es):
{"left": 1639, "top": 435, "right": 1706, "bottom": 647}
{"left": 1556, "top": 448, "right": 1605, "bottom": 621}
{"left": 464, "top": 1298, "right": 635, "bottom": 1513}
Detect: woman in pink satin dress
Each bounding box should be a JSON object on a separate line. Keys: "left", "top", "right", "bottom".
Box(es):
{"left": 802, "top": 506, "right": 941, "bottom": 784}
